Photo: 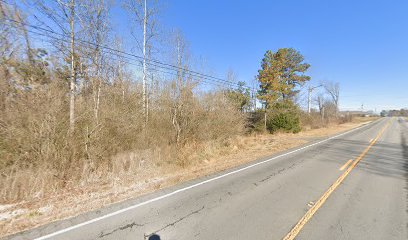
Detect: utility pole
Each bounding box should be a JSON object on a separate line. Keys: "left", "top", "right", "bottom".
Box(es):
{"left": 307, "top": 84, "right": 322, "bottom": 114}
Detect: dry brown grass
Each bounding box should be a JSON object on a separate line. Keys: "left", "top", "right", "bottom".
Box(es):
{"left": 0, "top": 63, "right": 248, "bottom": 237}
{"left": 0, "top": 3, "right": 380, "bottom": 236}
{"left": 0, "top": 116, "right": 376, "bottom": 237}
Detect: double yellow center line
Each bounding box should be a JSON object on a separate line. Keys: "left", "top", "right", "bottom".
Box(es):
{"left": 282, "top": 119, "right": 392, "bottom": 240}
{"left": 339, "top": 159, "right": 353, "bottom": 171}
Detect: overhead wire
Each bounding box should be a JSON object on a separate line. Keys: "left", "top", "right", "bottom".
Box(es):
{"left": 1, "top": 15, "right": 258, "bottom": 93}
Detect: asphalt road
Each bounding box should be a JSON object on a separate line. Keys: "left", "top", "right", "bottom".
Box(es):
{"left": 7, "top": 117, "right": 408, "bottom": 240}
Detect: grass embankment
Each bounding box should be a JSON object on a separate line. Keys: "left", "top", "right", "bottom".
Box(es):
{"left": 0, "top": 116, "right": 378, "bottom": 237}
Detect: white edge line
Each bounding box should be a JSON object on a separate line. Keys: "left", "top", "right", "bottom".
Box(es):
{"left": 33, "top": 121, "right": 376, "bottom": 240}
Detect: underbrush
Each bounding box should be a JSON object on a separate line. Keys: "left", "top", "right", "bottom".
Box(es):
{"left": 0, "top": 76, "right": 245, "bottom": 203}
{"left": 300, "top": 112, "right": 356, "bottom": 130}
{"left": 0, "top": 108, "right": 373, "bottom": 236}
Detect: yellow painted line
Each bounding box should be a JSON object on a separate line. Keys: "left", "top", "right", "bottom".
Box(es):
{"left": 282, "top": 119, "right": 392, "bottom": 240}
{"left": 369, "top": 138, "right": 374, "bottom": 143}
{"left": 339, "top": 159, "right": 353, "bottom": 171}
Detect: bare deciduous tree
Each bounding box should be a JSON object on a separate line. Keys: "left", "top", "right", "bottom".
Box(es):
{"left": 33, "top": 0, "right": 81, "bottom": 133}
{"left": 124, "top": 0, "right": 159, "bottom": 124}
{"left": 80, "top": 0, "right": 111, "bottom": 124}
{"left": 68, "top": 0, "right": 76, "bottom": 133}
{"left": 0, "top": 0, "right": 246, "bottom": 222}
{"left": 314, "top": 93, "right": 325, "bottom": 120}
{"left": 171, "top": 30, "right": 190, "bottom": 145}
{"left": 324, "top": 81, "right": 340, "bottom": 117}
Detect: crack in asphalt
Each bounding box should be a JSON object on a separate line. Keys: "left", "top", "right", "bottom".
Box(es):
{"left": 257, "top": 161, "right": 300, "bottom": 184}
{"left": 144, "top": 206, "right": 205, "bottom": 239}
{"left": 98, "top": 221, "right": 146, "bottom": 238}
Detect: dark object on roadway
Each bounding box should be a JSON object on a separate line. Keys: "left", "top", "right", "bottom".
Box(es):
{"left": 148, "top": 234, "right": 161, "bottom": 240}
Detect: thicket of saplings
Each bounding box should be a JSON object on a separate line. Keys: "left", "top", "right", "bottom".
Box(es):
{"left": 0, "top": 52, "right": 248, "bottom": 202}
{"left": 0, "top": 62, "right": 347, "bottom": 203}
{"left": 1, "top": 57, "right": 349, "bottom": 205}
{"left": 0, "top": 35, "right": 347, "bottom": 206}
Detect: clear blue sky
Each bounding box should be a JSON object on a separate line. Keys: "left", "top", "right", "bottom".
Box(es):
{"left": 21, "top": 0, "right": 408, "bottom": 111}
{"left": 146, "top": 0, "right": 407, "bottom": 112}
{"left": 110, "top": 0, "right": 408, "bottom": 111}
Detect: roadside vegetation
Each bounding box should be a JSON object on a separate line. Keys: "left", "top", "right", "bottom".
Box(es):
{"left": 381, "top": 109, "right": 408, "bottom": 117}
{"left": 0, "top": 0, "right": 366, "bottom": 236}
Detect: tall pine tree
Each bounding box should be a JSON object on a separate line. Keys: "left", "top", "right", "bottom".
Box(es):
{"left": 257, "top": 48, "right": 310, "bottom": 107}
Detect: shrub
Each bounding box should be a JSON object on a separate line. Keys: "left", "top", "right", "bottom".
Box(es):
{"left": 266, "top": 101, "right": 301, "bottom": 133}
{"left": 267, "top": 111, "right": 301, "bottom": 133}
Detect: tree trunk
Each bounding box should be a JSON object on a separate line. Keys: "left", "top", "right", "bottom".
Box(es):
{"left": 69, "top": 0, "right": 76, "bottom": 134}
{"left": 264, "top": 111, "right": 267, "bottom": 132}
{"left": 16, "top": 12, "right": 34, "bottom": 66}
{"left": 94, "top": 49, "right": 101, "bottom": 124}
{"left": 94, "top": 80, "right": 101, "bottom": 124}
{"left": 142, "top": 0, "right": 148, "bottom": 125}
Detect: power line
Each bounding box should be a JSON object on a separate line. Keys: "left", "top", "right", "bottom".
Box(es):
{"left": 102, "top": 51, "right": 241, "bottom": 89}
{"left": 1, "top": 16, "right": 258, "bottom": 92}
{"left": 3, "top": 20, "right": 249, "bottom": 91}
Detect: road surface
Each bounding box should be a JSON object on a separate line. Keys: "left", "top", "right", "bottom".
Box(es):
{"left": 6, "top": 117, "right": 408, "bottom": 240}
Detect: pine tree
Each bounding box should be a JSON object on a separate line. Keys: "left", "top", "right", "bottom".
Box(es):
{"left": 257, "top": 48, "right": 310, "bottom": 107}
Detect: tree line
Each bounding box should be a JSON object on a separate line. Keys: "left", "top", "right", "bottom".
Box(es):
{"left": 0, "top": 0, "right": 342, "bottom": 203}
{"left": 381, "top": 109, "right": 408, "bottom": 117}
{"left": 0, "top": 0, "right": 246, "bottom": 202}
